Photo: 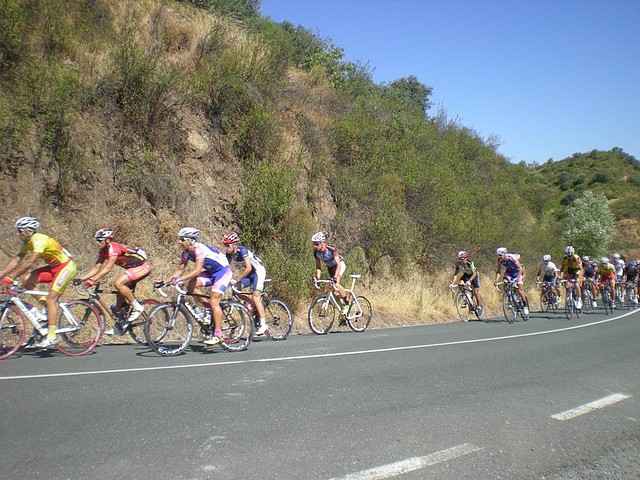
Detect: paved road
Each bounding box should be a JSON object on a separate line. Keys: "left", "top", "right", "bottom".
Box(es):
{"left": 1, "top": 308, "right": 639, "bottom": 479}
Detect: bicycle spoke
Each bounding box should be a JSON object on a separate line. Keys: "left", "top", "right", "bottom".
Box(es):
{"left": 308, "top": 295, "right": 336, "bottom": 334}
{"left": 347, "top": 296, "right": 372, "bottom": 332}
{"left": 220, "top": 302, "right": 253, "bottom": 351}
{"left": 455, "top": 292, "right": 471, "bottom": 322}
{"left": 263, "top": 298, "right": 293, "bottom": 340}
{"left": 145, "top": 303, "right": 192, "bottom": 356}
{"left": 56, "top": 300, "right": 103, "bottom": 356}
{"left": 0, "top": 305, "right": 27, "bottom": 360}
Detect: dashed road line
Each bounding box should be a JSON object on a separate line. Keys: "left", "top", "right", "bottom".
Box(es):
{"left": 552, "top": 393, "right": 632, "bottom": 421}
{"left": 330, "top": 443, "right": 483, "bottom": 480}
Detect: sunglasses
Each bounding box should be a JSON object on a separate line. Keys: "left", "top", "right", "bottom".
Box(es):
{"left": 313, "top": 242, "right": 322, "bottom": 246}
{"left": 179, "top": 237, "right": 191, "bottom": 242}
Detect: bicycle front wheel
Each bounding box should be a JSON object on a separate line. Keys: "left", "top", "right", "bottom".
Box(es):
{"left": 145, "top": 303, "right": 193, "bottom": 356}
{"left": 57, "top": 300, "right": 103, "bottom": 356}
{"left": 502, "top": 294, "right": 516, "bottom": 324}
{"left": 220, "top": 302, "right": 253, "bottom": 351}
{"left": 347, "top": 296, "right": 372, "bottom": 332}
{"left": 540, "top": 290, "right": 549, "bottom": 313}
{"left": 0, "top": 305, "right": 27, "bottom": 360}
{"left": 308, "top": 295, "right": 336, "bottom": 334}
{"left": 455, "top": 292, "right": 471, "bottom": 322}
{"left": 565, "top": 291, "right": 574, "bottom": 320}
{"left": 263, "top": 298, "right": 293, "bottom": 340}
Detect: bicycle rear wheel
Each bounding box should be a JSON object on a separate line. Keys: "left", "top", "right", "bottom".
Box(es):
{"left": 540, "top": 290, "right": 549, "bottom": 313}
{"left": 602, "top": 289, "right": 611, "bottom": 314}
{"left": 263, "top": 298, "right": 293, "bottom": 340}
{"left": 57, "top": 300, "right": 103, "bottom": 356}
{"left": 455, "top": 292, "right": 471, "bottom": 322}
{"left": 220, "top": 302, "right": 253, "bottom": 351}
{"left": 145, "top": 303, "right": 193, "bottom": 356}
{"left": 347, "top": 296, "right": 372, "bottom": 332}
{"left": 565, "top": 291, "right": 574, "bottom": 320}
{"left": 0, "top": 305, "right": 26, "bottom": 360}
{"left": 308, "top": 295, "right": 336, "bottom": 334}
{"left": 127, "top": 299, "right": 159, "bottom": 345}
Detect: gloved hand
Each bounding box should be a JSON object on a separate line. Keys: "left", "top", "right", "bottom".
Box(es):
{"left": 0, "top": 276, "right": 14, "bottom": 287}
{"left": 153, "top": 279, "right": 165, "bottom": 288}
{"left": 84, "top": 278, "right": 96, "bottom": 288}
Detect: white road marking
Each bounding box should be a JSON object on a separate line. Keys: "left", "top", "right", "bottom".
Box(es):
{"left": 551, "top": 393, "right": 632, "bottom": 421}
{"left": 330, "top": 443, "right": 482, "bottom": 480}
{"left": 0, "top": 310, "right": 636, "bottom": 381}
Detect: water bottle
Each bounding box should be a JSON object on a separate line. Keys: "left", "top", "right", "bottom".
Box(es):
{"left": 193, "top": 304, "right": 204, "bottom": 319}
{"left": 202, "top": 308, "right": 212, "bottom": 325}
{"left": 244, "top": 301, "right": 254, "bottom": 317}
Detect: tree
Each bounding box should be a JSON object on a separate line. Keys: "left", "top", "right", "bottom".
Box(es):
{"left": 386, "top": 75, "right": 433, "bottom": 115}
{"left": 562, "top": 191, "right": 616, "bottom": 256}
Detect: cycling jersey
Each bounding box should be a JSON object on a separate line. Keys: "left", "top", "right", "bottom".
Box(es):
{"left": 583, "top": 262, "right": 597, "bottom": 278}
{"left": 499, "top": 253, "right": 521, "bottom": 277}
{"left": 19, "top": 232, "right": 71, "bottom": 266}
{"left": 598, "top": 262, "right": 616, "bottom": 276}
{"left": 97, "top": 242, "right": 147, "bottom": 269}
{"left": 561, "top": 254, "right": 582, "bottom": 274}
{"left": 539, "top": 260, "right": 558, "bottom": 277}
{"left": 614, "top": 259, "right": 625, "bottom": 278}
{"left": 454, "top": 260, "right": 476, "bottom": 277}
{"left": 181, "top": 242, "right": 229, "bottom": 273}
{"left": 625, "top": 265, "right": 639, "bottom": 282}
{"left": 314, "top": 245, "right": 341, "bottom": 268}
{"left": 227, "top": 245, "right": 266, "bottom": 292}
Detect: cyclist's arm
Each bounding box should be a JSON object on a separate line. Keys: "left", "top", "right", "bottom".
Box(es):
{"left": 0, "top": 254, "right": 23, "bottom": 279}
{"left": 88, "top": 258, "right": 115, "bottom": 283}
{"left": 314, "top": 257, "right": 322, "bottom": 279}
{"left": 495, "top": 261, "right": 502, "bottom": 282}
{"left": 237, "top": 257, "right": 252, "bottom": 283}
{"left": 178, "top": 256, "right": 204, "bottom": 283}
{"left": 6, "top": 251, "right": 40, "bottom": 279}
{"left": 169, "top": 262, "right": 188, "bottom": 282}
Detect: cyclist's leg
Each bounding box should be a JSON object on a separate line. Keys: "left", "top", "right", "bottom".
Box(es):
{"left": 207, "top": 268, "right": 232, "bottom": 341}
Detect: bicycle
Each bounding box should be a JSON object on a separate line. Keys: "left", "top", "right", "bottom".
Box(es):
{"left": 581, "top": 278, "right": 596, "bottom": 312}
{"left": 494, "top": 279, "right": 529, "bottom": 324}
{"left": 614, "top": 280, "right": 625, "bottom": 307}
{"left": 623, "top": 281, "right": 637, "bottom": 309}
{"left": 308, "top": 275, "right": 372, "bottom": 334}
{"left": 560, "top": 279, "right": 582, "bottom": 320}
{"left": 597, "top": 281, "right": 615, "bottom": 315}
{"left": 144, "top": 281, "right": 253, "bottom": 356}
{"left": 449, "top": 283, "right": 484, "bottom": 322}
{"left": 0, "top": 284, "right": 102, "bottom": 359}
{"left": 536, "top": 281, "right": 559, "bottom": 313}
{"left": 231, "top": 279, "right": 293, "bottom": 340}
{"left": 71, "top": 279, "right": 158, "bottom": 344}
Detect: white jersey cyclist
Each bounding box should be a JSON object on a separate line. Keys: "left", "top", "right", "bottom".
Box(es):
{"left": 226, "top": 244, "right": 267, "bottom": 292}
{"left": 179, "top": 242, "right": 231, "bottom": 293}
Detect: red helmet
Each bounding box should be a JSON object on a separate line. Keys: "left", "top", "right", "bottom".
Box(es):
{"left": 457, "top": 250, "right": 468, "bottom": 260}
{"left": 222, "top": 232, "right": 239, "bottom": 245}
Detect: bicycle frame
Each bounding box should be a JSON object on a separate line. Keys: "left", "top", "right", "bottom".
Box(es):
{"left": 6, "top": 288, "right": 81, "bottom": 336}
{"left": 313, "top": 276, "right": 364, "bottom": 320}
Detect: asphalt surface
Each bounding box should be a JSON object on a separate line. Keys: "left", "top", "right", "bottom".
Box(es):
{"left": 1, "top": 307, "right": 639, "bottom": 479}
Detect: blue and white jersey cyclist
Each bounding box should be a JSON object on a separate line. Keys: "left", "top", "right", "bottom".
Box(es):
{"left": 166, "top": 227, "right": 231, "bottom": 346}
{"left": 222, "top": 231, "right": 269, "bottom": 336}
{"left": 536, "top": 254, "right": 560, "bottom": 305}
{"left": 495, "top": 247, "right": 530, "bottom": 315}
{"left": 312, "top": 231, "right": 349, "bottom": 314}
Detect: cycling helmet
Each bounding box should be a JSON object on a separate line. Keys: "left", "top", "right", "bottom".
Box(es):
{"left": 565, "top": 245, "right": 575, "bottom": 256}
{"left": 311, "top": 232, "right": 325, "bottom": 243}
{"left": 600, "top": 256, "right": 609, "bottom": 264}
{"left": 222, "top": 232, "right": 239, "bottom": 245}
{"left": 612, "top": 253, "right": 620, "bottom": 260}
{"left": 177, "top": 227, "right": 200, "bottom": 241}
{"left": 457, "top": 250, "right": 468, "bottom": 260}
{"left": 496, "top": 247, "right": 507, "bottom": 256}
{"left": 543, "top": 254, "right": 551, "bottom": 262}
{"left": 94, "top": 228, "right": 115, "bottom": 241}
{"left": 582, "top": 255, "right": 590, "bottom": 262}
{"left": 628, "top": 260, "right": 636, "bottom": 267}
{"left": 15, "top": 216, "right": 40, "bottom": 231}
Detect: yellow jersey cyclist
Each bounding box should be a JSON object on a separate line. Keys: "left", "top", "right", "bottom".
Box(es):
{"left": 0, "top": 217, "right": 77, "bottom": 348}
{"left": 312, "top": 232, "right": 349, "bottom": 314}
{"left": 560, "top": 245, "right": 584, "bottom": 309}
{"left": 495, "top": 247, "right": 530, "bottom": 315}
{"left": 451, "top": 250, "right": 484, "bottom": 317}
{"left": 596, "top": 257, "right": 616, "bottom": 308}
{"left": 536, "top": 254, "right": 560, "bottom": 307}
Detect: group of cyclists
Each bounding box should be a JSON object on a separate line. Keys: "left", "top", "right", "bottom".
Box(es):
{"left": 0, "top": 216, "right": 346, "bottom": 350}
{"left": 451, "top": 245, "right": 640, "bottom": 317}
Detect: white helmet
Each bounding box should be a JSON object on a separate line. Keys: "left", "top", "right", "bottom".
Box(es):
{"left": 543, "top": 254, "right": 551, "bottom": 262}
{"left": 311, "top": 232, "right": 325, "bottom": 243}
{"left": 496, "top": 247, "right": 507, "bottom": 256}
{"left": 582, "top": 255, "right": 590, "bottom": 262}
{"left": 565, "top": 245, "right": 575, "bottom": 256}
{"left": 177, "top": 227, "right": 200, "bottom": 241}
{"left": 600, "top": 257, "right": 609, "bottom": 264}
{"left": 612, "top": 253, "right": 620, "bottom": 260}
{"left": 15, "top": 216, "right": 40, "bottom": 231}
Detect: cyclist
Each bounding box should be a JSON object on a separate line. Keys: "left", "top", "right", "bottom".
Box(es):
{"left": 624, "top": 259, "right": 639, "bottom": 305}
{"left": 495, "top": 247, "right": 530, "bottom": 315}
{"left": 582, "top": 255, "right": 598, "bottom": 308}
{"left": 222, "top": 232, "right": 269, "bottom": 336}
{"left": 596, "top": 256, "right": 616, "bottom": 308}
{"left": 79, "top": 228, "right": 152, "bottom": 335}
{"left": 451, "top": 250, "right": 484, "bottom": 317}
{"left": 165, "top": 227, "right": 232, "bottom": 346}
{"left": 612, "top": 253, "right": 626, "bottom": 303}
{"left": 560, "top": 246, "right": 583, "bottom": 309}
{"left": 312, "top": 231, "right": 348, "bottom": 314}
{"left": 536, "top": 254, "right": 560, "bottom": 306}
{"left": 0, "top": 217, "right": 77, "bottom": 348}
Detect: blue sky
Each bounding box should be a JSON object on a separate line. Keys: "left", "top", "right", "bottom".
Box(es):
{"left": 261, "top": 0, "right": 640, "bottom": 164}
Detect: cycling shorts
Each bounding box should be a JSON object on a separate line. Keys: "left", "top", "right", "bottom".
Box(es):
{"left": 239, "top": 264, "right": 266, "bottom": 293}
{"left": 327, "top": 261, "right": 347, "bottom": 281}
{"left": 503, "top": 273, "right": 523, "bottom": 285}
{"left": 541, "top": 275, "right": 557, "bottom": 286}
{"left": 565, "top": 271, "right": 581, "bottom": 281}
{"left": 600, "top": 273, "right": 615, "bottom": 283}
{"left": 460, "top": 273, "right": 480, "bottom": 289}
{"left": 32, "top": 260, "right": 77, "bottom": 294}
{"left": 197, "top": 265, "right": 232, "bottom": 294}
{"left": 123, "top": 261, "right": 152, "bottom": 285}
